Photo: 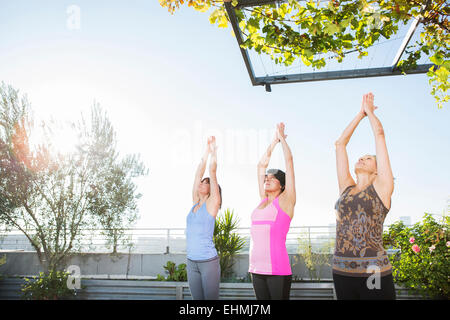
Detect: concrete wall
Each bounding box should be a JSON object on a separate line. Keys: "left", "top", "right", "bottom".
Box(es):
{"left": 0, "top": 251, "right": 333, "bottom": 280}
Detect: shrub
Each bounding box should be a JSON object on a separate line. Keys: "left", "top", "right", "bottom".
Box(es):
{"left": 383, "top": 213, "right": 450, "bottom": 299}
{"left": 213, "top": 208, "right": 246, "bottom": 279}
{"left": 21, "top": 270, "right": 78, "bottom": 300}
{"left": 295, "top": 233, "right": 334, "bottom": 282}
{"left": 157, "top": 261, "right": 187, "bottom": 281}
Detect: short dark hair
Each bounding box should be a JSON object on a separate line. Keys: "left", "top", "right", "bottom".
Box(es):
{"left": 266, "top": 169, "right": 286, "bottom": 192}
{"left": 201, "top": 177, "right": 222, "bottom": 209}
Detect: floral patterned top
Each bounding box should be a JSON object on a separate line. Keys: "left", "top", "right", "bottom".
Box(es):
{"left": 333, "top": 184, "right": 392, "bottom": 277}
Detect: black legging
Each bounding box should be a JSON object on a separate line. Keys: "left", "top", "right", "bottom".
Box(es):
{"left": 333, "top": 272, "right": 396, "bottom": 300}
{"left": 251, "top": 273, "right": 292, "bottom": 300}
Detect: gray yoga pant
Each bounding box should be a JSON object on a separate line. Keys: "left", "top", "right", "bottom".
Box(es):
{"left": 187, "top": 255, "right": 220, "bottom": 300}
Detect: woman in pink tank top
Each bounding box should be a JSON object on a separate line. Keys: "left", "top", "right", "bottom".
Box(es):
{"left": 250, "top": 122, "right": 296, "bottom": 300}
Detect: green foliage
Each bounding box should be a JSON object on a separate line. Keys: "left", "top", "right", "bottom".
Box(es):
{"left": 383, "top": 213, "right": 450, "bottom": 299}
{"left": 213, "top": 208, "right": 246, "bottom": 279}
{"left": 295, "top": 233, "right": 334, "bottom": 281}
{"left": 160, "top": 0, "right": 449, "bottom": 109}
{"left": 0, "top": 254, "right": 6, "bottom": 280}
{"left": 157, "top": 261, "right": 187, "bottom": 281}
{"left": 21, "top": 270, "right": 78, "bottom": 300}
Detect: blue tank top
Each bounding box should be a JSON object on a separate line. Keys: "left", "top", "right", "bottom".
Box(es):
{"left": 186, "top": 202, "right": 218, "bottom": 261}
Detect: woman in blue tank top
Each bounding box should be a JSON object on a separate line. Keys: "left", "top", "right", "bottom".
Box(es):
{"left": 186, "top": 136, "right": 222, "bottom": 299}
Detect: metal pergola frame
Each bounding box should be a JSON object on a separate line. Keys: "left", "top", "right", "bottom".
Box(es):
{"left": 224, "top": 0, "right": 435, "bottom": 92}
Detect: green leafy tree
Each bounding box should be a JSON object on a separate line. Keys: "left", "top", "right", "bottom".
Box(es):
{"left": 383, "top": 213, "right": 450, "bottom": 299}
{"left": 213, "top": 208, "right": 246, "bottom": 279}
{"left": 81, "top": 108, "right": 147, "bottom": 254}
{"left": 160, "top": 0, "right": 449, "bottom": 108}
{"left": 0, "top": 82, "right": 148, "bottom": 272}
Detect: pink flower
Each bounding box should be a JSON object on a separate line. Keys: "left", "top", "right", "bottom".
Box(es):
{"left": 447, "top": 241, "right": 450, "bottom": 248}
{"left": 429, "top": 245, "right": 436, "bottom": 253}
{"left": 412, "top": 244, "right": 420, "bottom": 253}
{"left": 409, "top": 237, "right": 415, "bottom": 244}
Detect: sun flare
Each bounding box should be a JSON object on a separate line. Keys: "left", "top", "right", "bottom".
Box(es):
{"left": 29, "top": 118, "right": 79, "bottom": 156}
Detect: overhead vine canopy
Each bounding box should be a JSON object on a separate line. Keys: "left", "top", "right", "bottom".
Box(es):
{"left": 160, "top": 0, "right": 449, "bottom": 108}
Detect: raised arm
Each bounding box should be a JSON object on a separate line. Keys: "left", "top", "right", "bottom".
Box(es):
{"left": 257, "top": 133, "right": 278, "bottom": 199}
{"left": 363, "top": 93, "right": 394, "bottom": 208}
{"left": 207, "top": 136, "right": 221, "bottom": 217}
{"left": 335, "top": 103, "right": 366, "bottom": 195}
{"left": 277, "top": 123, "right": 296, "bottom": 204}
{"left": 192, "top": 139, "right": 210, "bottom": 204}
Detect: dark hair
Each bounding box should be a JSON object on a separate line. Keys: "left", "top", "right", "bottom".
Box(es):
{"left": 201, "top": 177, "right": 222, "bottom": 209}
{"left": 266, "top": 169, "right": 286, "bottom": 192}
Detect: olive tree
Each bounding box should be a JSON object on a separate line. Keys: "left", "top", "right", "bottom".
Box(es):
{"left": 0, "top": 82, "right": 147, "bottom": 271}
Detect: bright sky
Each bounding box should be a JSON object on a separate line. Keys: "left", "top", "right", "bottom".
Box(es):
{"left": 1, "top": 0, "right": 449, "bottom": 230}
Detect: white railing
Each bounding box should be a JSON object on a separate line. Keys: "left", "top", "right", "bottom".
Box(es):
{"left": 0, "top": 225, "right": 395, "bottom": 254}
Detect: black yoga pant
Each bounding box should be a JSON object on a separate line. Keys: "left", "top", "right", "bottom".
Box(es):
{"left": 251, "top": 273, "right": 292, "bottom": 300}
{"left": 333, "top": 272, "right": 396, "bottom": 300}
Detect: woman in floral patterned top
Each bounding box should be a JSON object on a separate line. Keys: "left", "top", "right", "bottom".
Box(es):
{"left": 333, "top": 92, "right": 396, "bottom": 300}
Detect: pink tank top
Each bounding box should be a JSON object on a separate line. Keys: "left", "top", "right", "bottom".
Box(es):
{"left": 249, "top": 196, "right": 292, "bottom": 275}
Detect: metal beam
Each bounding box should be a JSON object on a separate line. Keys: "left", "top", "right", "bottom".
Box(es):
{"left": 234, "top": 0, "right": 286, "bottom": 9}
{"left": 224, "top": 2, "right": 257, "bottom": 85}
{"left": 391, "top": 18, "right": 421, "bottom": 71}
{"left": 254, "top": 64, "right": 434, "bottom": 86}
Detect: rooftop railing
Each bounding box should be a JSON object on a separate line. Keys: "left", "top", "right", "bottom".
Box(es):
{"left": 0, "top": 225, "right": 400, "bottom": 255}
{"left": 0, "top": 226, "right": 406, "bottom": 254}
